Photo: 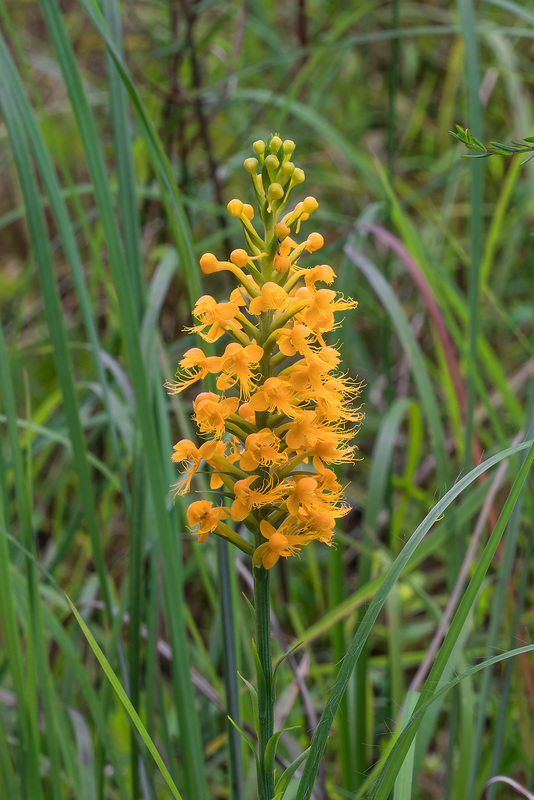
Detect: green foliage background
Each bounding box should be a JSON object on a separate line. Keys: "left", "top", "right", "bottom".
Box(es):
{"left": 1, "top": 1, "right": 534, "bottom": 798}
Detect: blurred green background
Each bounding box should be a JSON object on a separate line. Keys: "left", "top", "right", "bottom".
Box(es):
{"left": 1, "top": 0, "right": 534, "bottom": 798}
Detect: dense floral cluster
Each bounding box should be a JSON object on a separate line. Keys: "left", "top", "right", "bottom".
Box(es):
{"left": 167, "top": 135, "right": 363, "bottom": 569}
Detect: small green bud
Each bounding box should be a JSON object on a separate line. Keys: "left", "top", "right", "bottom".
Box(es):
{"left": 283, "top": 139, "right": 296, "bottom": 155}
{"left": 244, "top": 157, "right": 259, "bottom": 173}
{"left": 253, "top": 140, "right": 265, "bottom": 155}
{"left": 264, "top": 154, "right": 280, "bottom": 172}
{"left": 270, "top": 135, "right": 283, "bottom": 152}
{"left": 291, "top": 168, "right": 305, "bottom": 184}
{"left": 267, "top": 182, "right": 284, "bottom": 201}
{"left": 281, "top": 161, "right": 295, "bottom": 179}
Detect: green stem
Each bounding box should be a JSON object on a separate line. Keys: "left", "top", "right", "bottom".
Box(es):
{"left": 254, "top": 564, "right": 274, "bottom": 800}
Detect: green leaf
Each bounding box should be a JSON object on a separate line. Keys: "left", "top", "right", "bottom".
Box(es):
{"left": 274, "top": 748, "right": 311, "bottom": 798}
{"left": 243, "top": 591, "right": 256, "bottom": 621}
{"left": 393, "top": 692, "right": 419, "bottom": 800}
{"left": 264, "top": 728, "right": 299, "bottom": 784}
{"left": 272, "top": 640, "right": 304, "bottom": 682}
{"left": 469, "top": 135, "right": 487, "bottom": 151}
{"left": 238, "top": 672, "right": 259, "bottom": 733}
{"left": 227, "top": 716, "right": 260, "bottom": 767}
{"left": 66, "top": 596, "right": 184, "bottom": 800}
{"left": 252, "top": 638, "right": 267, "bottom": 700}
{"left": 488, "top": 141, "right": 518, "bottom": 152}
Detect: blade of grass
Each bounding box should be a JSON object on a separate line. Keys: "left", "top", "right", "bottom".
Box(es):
{"left": 344, "top": 245, "right": 449, "bottom": 491}
{"left": 218, "top": 539, "right": 246, "bottom": 800}
{"left": 67, "top": 710, "right": 98, "bottom": 800}
{"left": 0, "top": 66, "right": 133, "bottom": 790}
{"left": 475, "top": 369, "right": 534, "bottom": 796}
{"left": 33, "top": 3, "right": 208, "bottom": 793}
{"left": 457, "top": 0, "right": 484, "bottom": 479}
{"left": 377, "top": 167, "right": 524, "bottom": 430}
{"left": 356, "top": 637, "right": 534, "bottom": 800}
{"left": 0, "top": 413, "right": 120, "bottom": 490}
{"left": 367, "top": 441, "right": 534, "bottom": 800}
{"left": 488, "top": 497, "right": 534, "bottom": 799}
{"left": 467, "top": 496, "right": 523, "bottom": 795}
{"left": 352, "top": 398, "right": 412, "bottom": 789}
{"left": 0, "top": 31, "right": 117, "bottom": 627}
{"left": 328, "top": 534, "right": 350, "bottom": 786}
{"left": 294, "top": 439, "right": 533, "bottom": 800}
{"left": 67, "top": 595, "right": 184, "bottom": 800}
{"left": 70, "top": 0, "right": 203, "bottom": 302}
{"left": 0, "top": 323, "right": 42, "bottom": 800}
{"left": 128, "top": 438, "right": 146, "bottom": 800}
{"left": 0, "top": 713, "right": 19, "bottom": 800}
{"left": 0, "top": 90, "right": 96, "bottom": 800}
{"left": 453, "top": 657, "right": 476, "bottom": 800}
{"left": 393, "top": 691, "right": 419, "bottom": 800}
{"left": 102, "top": 0, "right": 144, "bottom": 321}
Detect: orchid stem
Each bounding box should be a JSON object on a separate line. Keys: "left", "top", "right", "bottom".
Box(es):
{"left": 254, "top": 564, "right": 274, "bottom": 800}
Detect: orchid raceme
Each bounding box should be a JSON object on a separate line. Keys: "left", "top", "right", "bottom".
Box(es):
{"left": 167, "top": 135, "right": 363, "bottom": 567}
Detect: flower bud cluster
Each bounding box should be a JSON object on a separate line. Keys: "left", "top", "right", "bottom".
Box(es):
{"left": 167, "top": 135, "right": 363, "bottom": 569}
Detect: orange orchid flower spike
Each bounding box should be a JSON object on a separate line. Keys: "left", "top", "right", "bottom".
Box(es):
{"left": 167, "top": 134, "right": 362, "bottom": 567}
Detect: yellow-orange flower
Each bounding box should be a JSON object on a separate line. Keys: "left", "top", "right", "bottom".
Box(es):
{"left": 253, "top": 520, "right": 310, "bottom": 569}
{"left": 230, "top": 477, "right": 286, "bottom": 522}
{"left": 249, "top": 283, "right": 288, "bottom": 315}
{"left": 249, "top": 377, "right": 302, "bottom": 419}
{"left": 240, "top": 429, "right": 286, "bottom": 472}
{"left": 193, "top": 392, "right": 240, "bottom": 437}
{"left": 165, "top": 347, "right": 222, "bottom": 393}
{"left": 168, "top": 134, "right": 363, "bottom": 566}
{"left": 188, "top": 295, "right": 243, "bottom": 342}
{"left": 216, "top": 342, "right": 264, "bottom": 398}
{"left": 186, "top": 500, "right": 229, "bottom": 542}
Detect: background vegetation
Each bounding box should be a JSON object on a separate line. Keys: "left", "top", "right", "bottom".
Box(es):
{"left": 1, "top": 0, "right": 534, "bottom": 798}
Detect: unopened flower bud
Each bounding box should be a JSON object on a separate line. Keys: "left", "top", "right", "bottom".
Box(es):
{"left": 281, "top": 161, "right": 295, "bottom": 180}
{"left": 199, "top": 253, "right": 221, "bottom": 274}
{"left": 230, "top": 249, "right": 249, "bottom": 268}
{"left": 291, "top": 168, "right": 305, "bottom": 184}
{"left": 273, "top": 255, "right": 291, "bottom": 273}
{"left": 274, "top": 222, "right": 291, "bottom": 239}
{"left": 302, "top": 196, "right": 318, "bottom": 214}
{"left": 242, "top": 204, "right": 254, "bottom": 220}
{"left": 227, "top": 199, "right": 244, "bottom": 217}
{"left": 253, "top": 140, "right": 265, "bottom": 155}
{"left": 264, "top": 154, "right": 279, "bottom": 173}
{"left": 270, "top": 135, "right": 283, "bottom": 152}
{"left": 238, "top": 402, "right": 255, "bottom": 423}
{"left": 306, "top": 232, "right": 324, "bottom": 252}
{"left": 267, "top": 183, "right": 284, "bottom": 202}
{"left": 283, "top": 139, "right": 296, "bottom": 155}
{"left": 244, "top": 157, "right": 258, "bottom": 173}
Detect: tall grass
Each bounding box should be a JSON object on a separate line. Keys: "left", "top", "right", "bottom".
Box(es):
{"left": 0, "top": 1, "right": 533, "bottom": 798}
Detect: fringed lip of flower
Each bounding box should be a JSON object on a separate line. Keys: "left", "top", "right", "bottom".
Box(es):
{"left": 252, "top": 519, "right": 314, "bottom": 570}
{"left": 230, "top": 476, "right": 287, "bottom": 522}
